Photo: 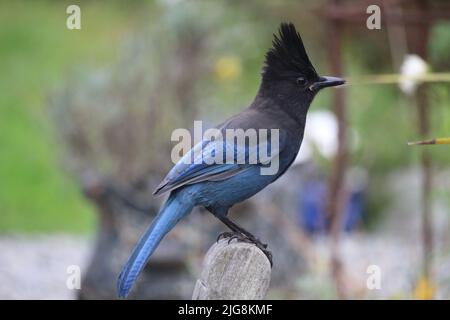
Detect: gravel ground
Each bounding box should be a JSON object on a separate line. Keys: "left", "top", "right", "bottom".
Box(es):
{"left": 1, "top": 233, "right": 449, "bottom": 299}
{"left": 0, "top": 235, "right": 91, "bottom": 299}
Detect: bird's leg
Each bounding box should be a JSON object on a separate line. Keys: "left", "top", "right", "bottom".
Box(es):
{"left": 216, "top": 215, "right": 273, "bottom": 266}
{"left": 219, "top": 217, "right": 261, "bottom": 243}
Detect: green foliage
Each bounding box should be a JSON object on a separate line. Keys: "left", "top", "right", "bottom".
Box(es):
{"left": 430, "top": 22, "right": 450, "bottom": 70}
{"left": 0, "top": 1, "right": 141, "bottom": 233}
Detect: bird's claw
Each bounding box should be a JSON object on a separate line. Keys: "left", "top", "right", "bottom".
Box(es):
{"left": 216, "top": 231, "right": 234, "bottom": 242}
{"left": 249, "top": 237, "right": 272, "bottom": 266}
{"left": 216, "top": 231, "right": 273, "bottom": 267}
{"left": 217, "top": 231, "right": 248, "bottom": 244}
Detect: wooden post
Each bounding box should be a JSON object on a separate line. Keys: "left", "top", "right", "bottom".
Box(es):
{"left": 192, "top": 239, "right": 271, "bottom": 300}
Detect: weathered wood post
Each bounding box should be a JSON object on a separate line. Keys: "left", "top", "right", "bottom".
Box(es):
{"left": 192, "top": 238, "right": 271, "bottom": 300}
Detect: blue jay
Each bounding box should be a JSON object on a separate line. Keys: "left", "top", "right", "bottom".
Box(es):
{"left": 117, "top": 22, "right": 344, "bottom": 298}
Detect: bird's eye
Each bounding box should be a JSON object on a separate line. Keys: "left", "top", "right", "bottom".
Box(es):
{"left": 296, "top": 77, "right": 307, "bottom": 86}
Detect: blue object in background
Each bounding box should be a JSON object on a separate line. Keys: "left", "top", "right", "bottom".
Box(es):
{"left": 298, "top": 180, "right": 327, "bottom": 234}
{"left": 298, "top": 179, "right": 366, "bottom": 234}
{"left": 342, "top": 189, "right": 365, "bottom": 232}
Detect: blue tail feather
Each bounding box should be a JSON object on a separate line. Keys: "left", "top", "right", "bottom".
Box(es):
{"left": 117, "top": 192, "right": 193, "bottom": 298}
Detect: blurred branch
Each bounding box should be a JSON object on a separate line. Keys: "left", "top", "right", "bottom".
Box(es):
{"left": 82, "top": 175, "right": 158, "bottom": 214}
{"left": 408, "top": 0, "right": 434, "bottom": 287}
{"left": 104, "top": 185, "right": 157, "bottom": 213}
{"left": 325, "top": 0, "right": 349, "bottom": 300}
{"left": 346, "top": 73, "right": 450, "bottom": 85}
{"left": 384, "top": 0, "right": 408, "bottom": 70}
{"left": 408, "top": 137, "right": 450, "bottom": 145}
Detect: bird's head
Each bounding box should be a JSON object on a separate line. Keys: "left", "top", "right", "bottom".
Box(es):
{"left": 260, "top": 23, "right": 344, "bottom": 110}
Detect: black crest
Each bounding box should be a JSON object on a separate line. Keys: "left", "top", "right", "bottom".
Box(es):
{"left": 263, "top": 23, "right": 318, "bottom": 81}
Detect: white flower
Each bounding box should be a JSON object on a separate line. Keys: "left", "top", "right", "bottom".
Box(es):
{"left": 294, "top": 110, "right": 338, "bottom": 164}
{"left": 399, "top": 54, "right": 429, "bottom": 95}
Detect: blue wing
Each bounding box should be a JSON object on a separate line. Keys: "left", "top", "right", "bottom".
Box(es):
{"left": 154, "top": 134, "right": 284, "bottom": 195}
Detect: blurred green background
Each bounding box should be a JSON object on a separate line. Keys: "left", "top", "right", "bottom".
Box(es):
{"left": 1, "top": 0, "right": 449, "bottom": 234}
{"left": 0, "top": 1, "right": 143, "bottom": 232}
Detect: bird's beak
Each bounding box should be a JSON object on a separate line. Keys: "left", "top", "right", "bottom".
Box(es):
{"left": 309, "top": 76, "right": 345, "bottom": 91}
